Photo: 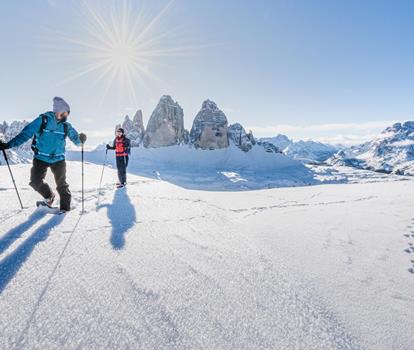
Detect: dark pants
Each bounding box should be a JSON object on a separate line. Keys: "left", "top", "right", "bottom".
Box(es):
{"left": 116, "top": 155, "right": 128, "bottom": 184}
{"left": 29, "top": 158, "right": 71, "bottom": 211}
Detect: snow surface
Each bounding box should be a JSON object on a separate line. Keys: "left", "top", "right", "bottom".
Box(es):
{"left": 0, "top": 160, "right": 413, "bottom": 349}
{"left": 67, "top": 144, "right": 317, "bottom": 190}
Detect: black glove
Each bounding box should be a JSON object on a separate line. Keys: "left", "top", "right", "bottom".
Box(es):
{"left": 0, "top": 141, "right": 9, "bottom": 151}
{"left": 106, "top": 144, "right": 111, "bottom": 150}
{"left": 79, "top": 133, "right": 87, "bottom": 144}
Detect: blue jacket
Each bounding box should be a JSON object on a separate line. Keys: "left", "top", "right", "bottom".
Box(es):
{"left": 8, "top": 111, "right": 81, "bottom": 164}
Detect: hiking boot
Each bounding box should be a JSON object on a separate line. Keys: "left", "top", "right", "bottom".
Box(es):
{"left": 43, "top": 192, "right": 56, "bottom": 207}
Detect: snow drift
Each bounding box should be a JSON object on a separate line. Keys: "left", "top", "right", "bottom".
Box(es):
{"left": 69, "top": 144, "right": 317, "bottom": 190}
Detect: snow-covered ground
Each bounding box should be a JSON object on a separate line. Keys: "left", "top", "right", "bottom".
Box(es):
{"left": 67, "top": 145, "right": 317, "bottom": 190}
{"left": 0, "top": 161, "right": 413, "bottom": 349}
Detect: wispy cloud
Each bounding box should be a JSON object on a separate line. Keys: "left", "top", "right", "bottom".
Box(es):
{"left": 312, "top": 134, "right": 379, "bottom": 146}
{"left": 246, "top": 120, "right": 398, "bottom": 135}
{"left": 247, "top": 120, "right": 400, "bottom": 145}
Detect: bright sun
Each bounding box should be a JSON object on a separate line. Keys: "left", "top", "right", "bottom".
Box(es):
{"left": 45, "top": 0, "right": 198, "bottom": 104}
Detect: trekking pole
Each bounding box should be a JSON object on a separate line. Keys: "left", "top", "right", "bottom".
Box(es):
{"left": 97, "top": 149, "right": 108, "bottom": 205}
{"left": 2, "top": 149, "right": 24, "bottom": 209}
{"left": 81, "top": 143, "right": 85, "bottom": 214}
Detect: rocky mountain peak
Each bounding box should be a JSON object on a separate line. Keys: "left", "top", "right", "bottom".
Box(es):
{"left": 228, "top": 123, "right": 254, "bottom": 152}
{"left": 120, "top": 110, "right": 145, "bottom": 146}
{"left": 143, "top": 96, "right": 185, "bottom": 148}
{"left": 190, "top": 99, "right": 229, "bottom": 149}
{"left": 201, "top": 99, "right": 219, "bottom": 111}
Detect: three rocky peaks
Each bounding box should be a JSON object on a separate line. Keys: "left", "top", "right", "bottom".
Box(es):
{"left": 116, "top": 95, "right": 258, "bottom": 152}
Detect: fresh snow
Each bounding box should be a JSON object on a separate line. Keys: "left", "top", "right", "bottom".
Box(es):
{"left": 0, "top": 159, "right": 413, "bottom": 349}
{"left": 68, "top": 144, "right": 317, "bottom": 190}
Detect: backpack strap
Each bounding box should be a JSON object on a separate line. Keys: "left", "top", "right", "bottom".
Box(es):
{"left": 63, "top": 122, "right": 68, "bottom": 138}
{"left": 31, "top": 114, "right": 48, "bottom": 152}
{"left": 39, "top": 114, "right": 48, "bottom": 135}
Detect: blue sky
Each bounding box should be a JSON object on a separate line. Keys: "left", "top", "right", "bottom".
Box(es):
{"left": 1, "top": 0, "right": 413, "bottom": 145}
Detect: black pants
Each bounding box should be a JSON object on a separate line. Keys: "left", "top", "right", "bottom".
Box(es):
{"left": 116, "top": 155, "right": 128, "bottom": 184}
{"left": 29, "top": 158, "right": 71, "bottom": 211}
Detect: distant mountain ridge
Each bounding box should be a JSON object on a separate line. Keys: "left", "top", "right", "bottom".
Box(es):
{"left": 327, "top": 121, "right": 414, "bottom": 175}
{"left": 260, "top": 134, "right": 339, "bottom": 163}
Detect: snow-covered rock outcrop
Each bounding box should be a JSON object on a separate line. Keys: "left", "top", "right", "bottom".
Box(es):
{"left": 255, "top": 140, "right": 282, "bottom": 154}
{"left": 228, "top": 123, "right": 255, "bottom": 152}
{"left": 327, "top": 121, "right": 414, "bottom": 175}
{"left": 143, "top": 95, "right": 186, "bottom": 148}
{"left": 327, "top": 150, "right": 367, "bottom": 170}
{"left": 190, "top": 100, "right": 229, "bottom": 150}
{"left": 120, "top": 110, "right": 145, "bottom": 146}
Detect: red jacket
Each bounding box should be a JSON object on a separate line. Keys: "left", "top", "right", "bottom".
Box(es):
{"left": 109, "top": 136, "right": 131, "bottom": 157}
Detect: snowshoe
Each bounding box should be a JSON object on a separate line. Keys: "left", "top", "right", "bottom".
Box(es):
{"left": 39, "top": 193, "right": 56, "bottom": 207}
{"left": 56, "top": 209, "right": 68, "bottom": 215}
{"left": 36, "top": 201, "right": 61, "bottom": 214}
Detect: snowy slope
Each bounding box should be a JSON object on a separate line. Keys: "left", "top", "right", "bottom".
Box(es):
{"left": 328, "top": 121, "right": 414, "bottom": 175}
{"left": 68, "top": 144, "right": 317, "bottom": 190}
{"left": 0, "top": 162, "right": 413, "bottom": 349}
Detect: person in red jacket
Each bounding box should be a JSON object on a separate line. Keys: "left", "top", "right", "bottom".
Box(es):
{"left": 106, "top": 128, "right": 131, "bottom": 188}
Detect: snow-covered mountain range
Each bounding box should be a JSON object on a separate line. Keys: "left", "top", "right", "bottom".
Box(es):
{"left": 327, "top": 121, "right": 414, "bottom": 175}
{"left": 0, "top": 120, "right": 32, "bottom": 165}
{"left": 115, "top": 96, "right": 263, "bottom": 154}
{"left": 260, "top": 135, "right": 340, "bottom": 163}
{"left": 2, "top": 98, "right": 414, "bottom": 179}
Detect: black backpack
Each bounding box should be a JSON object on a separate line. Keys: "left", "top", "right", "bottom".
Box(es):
{"left": 31, "top": 114, "right": 69, "bottom": 152}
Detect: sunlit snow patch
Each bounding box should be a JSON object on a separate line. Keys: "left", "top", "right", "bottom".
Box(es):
{"left": 219, "top": 172, "right": 248, "bottom": 183}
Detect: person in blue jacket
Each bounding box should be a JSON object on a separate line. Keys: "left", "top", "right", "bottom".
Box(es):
{"left": 0, "top": 97, "right": 87, "bottom": 212}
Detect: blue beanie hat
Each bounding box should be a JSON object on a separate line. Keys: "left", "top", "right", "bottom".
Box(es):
{"left": 53, "top": 96, "right": 70, "bottom": 113}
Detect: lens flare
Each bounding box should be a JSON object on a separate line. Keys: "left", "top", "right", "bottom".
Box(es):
{"left": 43, "top": 0, "right": 202, "bottom": 104}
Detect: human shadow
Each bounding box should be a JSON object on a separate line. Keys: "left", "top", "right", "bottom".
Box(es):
{"left": 97, "top": 188, "right": 136, "bottom": 250}
{"left": 0, "top": 211, "right": 47, "bottom": 255}
{"left": 0, "top": 214, "right": 65, "bottom": 293}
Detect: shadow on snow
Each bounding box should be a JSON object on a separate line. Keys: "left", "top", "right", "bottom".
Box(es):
{"left": 0, "top": 213, "right": 64, "bottom": 293}
{"left": 97, "top": 188, "right": 136, "bottom": 250}
{"left": 67, "top": 150, "right": 317, "bottom": 192}
{"left": 0, "top": 211, "right": 47, "bottom": 255}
